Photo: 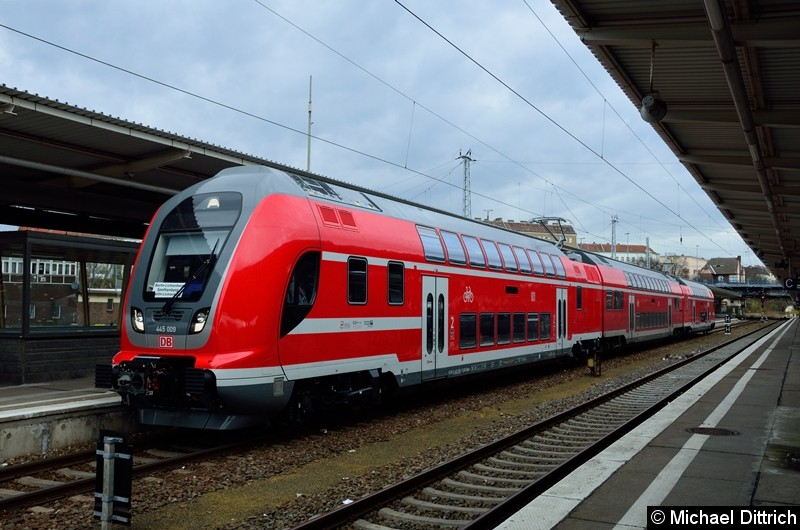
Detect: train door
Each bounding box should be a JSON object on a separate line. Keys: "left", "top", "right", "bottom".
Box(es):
{"left": 668, "top": 298, "right": 673, "bottom": 330}
{"left": 628, "top": 294, "right": 636, "bottom": 340}
{"left": 556, "top": 287, "right": 567, "bottom": 352}
{"left": 421, "top": 276, "right": 448, "bottom": 380}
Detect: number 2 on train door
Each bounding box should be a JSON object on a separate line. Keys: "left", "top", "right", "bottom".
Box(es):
{"left": 421, "top": 276, "right": 448, "bottom": 381}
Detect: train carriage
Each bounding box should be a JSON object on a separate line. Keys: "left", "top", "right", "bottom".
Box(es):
{"left": 97, "top": 165, "right": 715, "bottom": 429}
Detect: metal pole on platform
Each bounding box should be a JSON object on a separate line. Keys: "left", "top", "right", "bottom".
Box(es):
{"left": 101, "top": 436, "right": 121, "bottom": 530}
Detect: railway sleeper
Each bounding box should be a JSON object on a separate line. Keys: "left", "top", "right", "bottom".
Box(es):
{"left": 501, "top": 448, "right": 565, "bottom": 463}
{"left": 472, "top": 462, "right": 545, "bottom": 480}
{"left": 441, "top": 477, "right": 521, "bottom": 495}
{"left": 541, "top": 426, "right": 605, "bottom": 440}
{"left": 402, "top": 496, "right": 489, "bottom": 515}
{"left": 566, "top": 414, "right": 622, "bottom": 426}
{"left": 521, "top": 438, "right": 589, "bottom": 452}
{"left": 488, "top": 456, "right": 556, "bottom": 473}
{"left": 422, "top": 487, "right": 505, "bottom": 506}
{"left": 458, "top": 470, "right": 534, "bottom": 487}
{"left": 352, "top": 519, "right": 395, "bottom": 530}
{"left": 377, "top": 507, "right": 470, "bottom": 528}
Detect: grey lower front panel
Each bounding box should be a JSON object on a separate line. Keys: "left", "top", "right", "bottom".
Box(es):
{"left": 134, "top": 379, "right": 295, "bottom": 430}
{"left": 138, "top": 408, "right": 268, "bottom": 430}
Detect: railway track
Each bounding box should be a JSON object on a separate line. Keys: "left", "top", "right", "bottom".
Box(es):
{"left": 289, "top": 321, "right": 778, "bottom": 530}
{"left": 0, "top": 318, "right": 763, "bottom": 523}
{"left": 0, "top": 430, "right": 271, "bottom": 513}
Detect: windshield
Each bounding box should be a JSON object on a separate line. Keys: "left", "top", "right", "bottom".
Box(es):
{"left": 143, "top": 192, "right": 242, "bottom": 302}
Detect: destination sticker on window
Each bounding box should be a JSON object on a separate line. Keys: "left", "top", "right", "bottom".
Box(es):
{"left": 153, "top": 282, "right": 184, "bottom": 298}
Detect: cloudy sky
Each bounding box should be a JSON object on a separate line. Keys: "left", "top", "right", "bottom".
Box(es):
{"left": 0, "top": 0, "right": 760, "bottom": 266}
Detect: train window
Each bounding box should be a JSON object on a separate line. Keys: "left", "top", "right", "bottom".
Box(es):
{"left": 417, "top": 226, "right": 446, "bottom": 263}
{"left": 440, "top": 231, "right": 467, "bottom": 265}
{"left": 348, "top": 257, "right": 368, "bottom": 304}
{"left": 614, "top": 290, "right": 624, "bottom": 310}
{"left": 497, "top": 244, "right": 518, "bottom": 272}
{"left": 481, "top": 240, "right": 503, "bottom": 271}
{"left": 513, "top": 313, "right": 526, "bottom": 343}
{"left": 426, "top": 294, "right": 434, "bottom": 354}
{"left": 551, "top": 255, "right": 567, "bottom": 278}
{"left": 387, "top": 261, "right": 404, "bottom": 305}
{"left": 479, "top": 313, "right": 495, "bottom": 346}
{"left": 290, "top": 173, "right": 380, "bottom": 211}
{"left": 437, "top": 293, "right": 445, "bottom": 352}
{"left": 145, "top": 191, "right": 242, "bottom": 304}
{"left": 161, "top": 192, "right": 242, "bottom": 231}
{"left": 624, "top": 272, "right": 632, "bottom": 287}
{"left": 540, "top": 313, "right": 552, "bottom": 340}
{"left": 281, "top": 252, "right": 321, "bottom": 336}
{"left": 459, "top": 313, "right": 477, "bottom": 349}
{"left": 513, "top": 246, "right": 532, "bottom": 274}
{"left": 527, "top": 250, "right": 545, "bottom": 275}
{"left": 527, "top": 313, "right": 539, "bottom": 341}
{"left": 461, "top": 235, "right": 486, "bottom": 268}
{"left": 497, "top": 313, "right": 511, "bottom": 344}
{"left": 576, "top": 286, "right": 583, "bottom": 310}
{"left": 541, "top": 253, "right": 557, "bottom": 277}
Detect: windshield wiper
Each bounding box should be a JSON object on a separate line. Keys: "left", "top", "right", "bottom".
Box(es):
{"left": 162, "top": 239, "right": 219, "bottom": 314}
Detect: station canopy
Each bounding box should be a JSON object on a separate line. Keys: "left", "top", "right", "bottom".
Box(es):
{"left": 2, "top": 0, "right": 799, "bottom": 281}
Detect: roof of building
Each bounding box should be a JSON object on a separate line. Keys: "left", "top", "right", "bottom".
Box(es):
{"left": 703, "top": 257, "right": 742, "bottom": 275}
{"left": 579, "top": 243, "right": 658, "bottom": 255}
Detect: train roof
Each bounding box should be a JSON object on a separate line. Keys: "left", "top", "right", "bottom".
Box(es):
{"left": 208, "top": 165, "right": 567, "bottom": 256}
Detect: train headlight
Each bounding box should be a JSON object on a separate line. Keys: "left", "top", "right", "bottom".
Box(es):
{"left": 190, "top": 308, "right": 210, "bottom": 334}
{"left": 131, "top": 307, "right": 145, "bottom": 333}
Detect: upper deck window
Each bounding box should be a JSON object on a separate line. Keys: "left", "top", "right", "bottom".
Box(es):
{"left": 290, "top": 173, "right": 380, "bottom": 211}
{"left": 440, "top": 231, "right": 467, "bottom": 265}
{"left": 497, "top": 243, "right": 518, "bottom": 272}
{"left": 462, "top": 235, "right": 486, "bottom": 268}
{"left": 513, "top": 246, "right": 532, "bottom": 274}
{"left": 528, "top": 250, "right": 545, "bottom": 276}
{"left": 541, "top": 253, "right": 557, "bottom": 277}
{"left": 417, "top": 226, "right": 446, "bottom": 263}
{"left": 550, "top": 255, "right": 566, "bottom": 278}
{"left": 481, "top": 240, "right": 503, "bottom": 270}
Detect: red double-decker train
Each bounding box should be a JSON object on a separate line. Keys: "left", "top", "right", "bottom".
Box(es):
{"left": 97, "top": 165, "right": 714, "bottom": 429}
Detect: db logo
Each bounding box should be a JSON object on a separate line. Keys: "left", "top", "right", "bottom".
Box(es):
{"left": 463, "top": 286, "right": 474, "bottom": 303}
{"left": 159, "top": 335, "right": 174, "bottom": 348}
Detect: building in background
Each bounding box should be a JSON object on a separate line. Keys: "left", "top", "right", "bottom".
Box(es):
{"left": 699, "top": 256, "right": 745, "bottom": 284}
{"left": 661, "top": 254, "right": 707, "bottom": 279}
{"left": 481, "top": 218, "right": 577, "bottom": 247}
{"left": 578, "top": 242, "right": 660, "bottom": 270}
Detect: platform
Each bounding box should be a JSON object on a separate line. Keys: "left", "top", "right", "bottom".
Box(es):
{"left": 0, "top": 376, "right": 133, "bottom": 461}
{"left": 498, "top": 317, "right": 799, "bottom": 529}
